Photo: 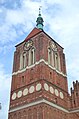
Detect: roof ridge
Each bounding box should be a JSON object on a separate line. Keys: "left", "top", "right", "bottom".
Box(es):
{"left": 25, "top": 27, "right": 42, "bottom": 42}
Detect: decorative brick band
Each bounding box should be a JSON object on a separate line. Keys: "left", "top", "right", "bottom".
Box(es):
{"left": 12, "top": 59, "right": 67, "bottom": 77}
{"left": 11, "top": 82, "right": 64, "bottom": 101}
{"left": 9, "top": 99, "right": 68, "bottom": 113}
{"left": 9, "top": 98, "right": 79, "bottom": 114}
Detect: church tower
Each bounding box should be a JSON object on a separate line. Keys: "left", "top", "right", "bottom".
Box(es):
{"left": 8, "top": 9, "right": 77, "bottom": 119}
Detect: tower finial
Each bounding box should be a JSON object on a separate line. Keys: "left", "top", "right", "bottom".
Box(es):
{"left": 39, "top": 6, "right": 42, "bottom": 15}
{"left": 36, "top": 7, "right": 44, "bottom": 30}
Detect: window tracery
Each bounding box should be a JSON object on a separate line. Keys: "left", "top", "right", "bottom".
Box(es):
{"left": 48, "top": 41, "right": 60, "bottom": 71}
{"left": 20, "top": 40, "right": 35, "bottom": 70}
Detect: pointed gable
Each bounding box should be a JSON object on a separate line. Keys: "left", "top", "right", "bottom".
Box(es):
{"left": 16, "top": 27, "right": 63, "bottom": 49}
{"left": 15, "top": 27, "right": 42, "bottom": 47}
{"left": 25, "top": 27, "right": 42, "bottom": 42}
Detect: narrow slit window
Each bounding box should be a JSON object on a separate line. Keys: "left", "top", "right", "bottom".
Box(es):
{"left": 48, "top": 48, "right": 51, "bottom": 64}
{"left": 55, "top": 53, "right": 59, "bottom": 69}
{"left": 23, "top": 53, "right": 26, "bottom": 68}
{"left": 28, "top": 48, "right": 35, "bottom": 66}
{"left": 31, "top": 49, "right": 35, "bottom": 65}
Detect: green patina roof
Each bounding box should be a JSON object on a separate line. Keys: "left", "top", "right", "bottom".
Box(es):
{"left": 36, "top": 8, "right": 44, "bottom": 30}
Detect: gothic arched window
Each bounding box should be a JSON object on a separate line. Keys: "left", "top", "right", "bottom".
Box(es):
{"left": 37, "top": 106, "right": 43, "bottom": 119}
{"left": 23, "top": 53, "right": 26, "bottom": 68}
{"left": 48, "top": 48, "right": 51, "bottom": 64}
{"left": 13, "top": 113, "right": 17, "bottom": 119}
{"left": 18, "top": 112, "right": 21, "bottom": 119}
{"left": 9, "top": 115, "right": 12, "bottom": 119}
{"left": 28, "top": 48, "right": 35, "bottom": 66}
{"left": 20, "top": 52, "right": 26, "bottom": 69}
{"left": 33, "top": 108, "right": 37, "bottom": 119}
{"left": 55, "top": 52, "right": 59, "bottom": 70}
{"left": 54, "top": 51, "right": 60, "bottom": 70}
{"left": 54, "top": 52, "right": 60, "bottom": 70}
{"left": 48, "top": 47, "right": 54, "bottom": 66}
{"left": 28, "top": 109, "right": 33, "bottom": 119}
{"left": 48, "top": 42, "right": 61, "bottom": 71}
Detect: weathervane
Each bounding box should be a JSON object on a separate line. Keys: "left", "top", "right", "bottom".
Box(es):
{"left": 39, "top": 6, "right": 42, "bottom": 15}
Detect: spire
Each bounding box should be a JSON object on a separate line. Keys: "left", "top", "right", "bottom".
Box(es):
{"left": 36, "top": 7, "right": 44, "bottom": 30}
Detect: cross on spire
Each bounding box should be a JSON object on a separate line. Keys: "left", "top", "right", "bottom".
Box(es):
{"left": 39, "top": 6, "right": 42, "bottom": 15}
{"left": 36, "top": 7, "right": 44, "bottom": 30}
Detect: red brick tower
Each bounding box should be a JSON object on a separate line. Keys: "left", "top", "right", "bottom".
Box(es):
{"left": 68, "top": 81, "right": 79, "bottom": 119}
{"left": 70, "top": 81, "right": 79, "bottom": 108}
{"left": 8, "top": 9, "right": 79, "bottom": 119}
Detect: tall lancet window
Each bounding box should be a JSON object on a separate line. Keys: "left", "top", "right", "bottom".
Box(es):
{"left": 20, "top": 52, "right": 26, "bottom": 69}
{"left": 48, "top": 42, "right": 61, "bottom": 71}
{"left": 48, "top": 47, "right": 54, "bottom": 66}
{"left": 48, "top": 48, "right": 51, "bottom": 64}
{"left": 23, "top": 52, "right": 26, "bottom": 68}
{"left": 55, "top": 52, "right": 59, "bottom": 69}
{"left": 54, "top": 52, "right": 60, "bottom": 71}
{"left": 28, "top": 48, "right": 35, "bottom": 66}
{"left": 31, "top": 48, "right": 35, "bottom": 64}
{"left": 52, "top": 49, "right": 54, "bottom": 67}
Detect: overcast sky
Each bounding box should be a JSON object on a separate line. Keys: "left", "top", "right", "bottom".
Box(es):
{"left": 0, "top": 0, "right": 79, "bottom": 118}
